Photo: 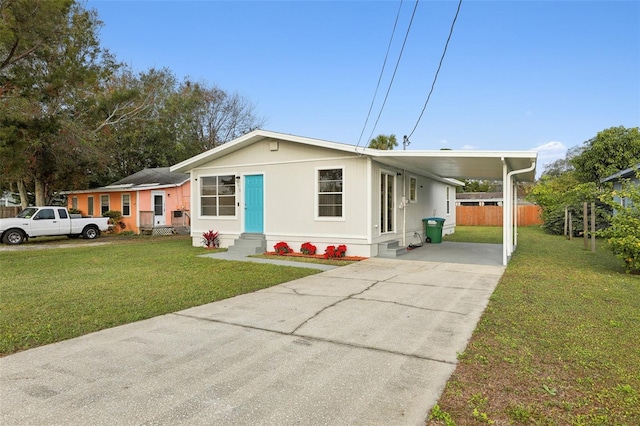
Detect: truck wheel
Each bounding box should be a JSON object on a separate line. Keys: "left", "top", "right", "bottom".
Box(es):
{"left": 82, "top": 226, "right": 99, "bottom": 240}
{"left": 3, "top": 229, "right": 25, "bottom": 245}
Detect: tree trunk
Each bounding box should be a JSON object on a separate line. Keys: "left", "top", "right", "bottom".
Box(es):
{"left": 17, "top": 180, "right": 29, "bottom": 209}
{"left": 34, "top": 178, "right": 46, "bottom": 206}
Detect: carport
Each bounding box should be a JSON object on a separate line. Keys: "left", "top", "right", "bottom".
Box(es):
{"left": 368, "top": 150, "right": 537, "bottom": 265}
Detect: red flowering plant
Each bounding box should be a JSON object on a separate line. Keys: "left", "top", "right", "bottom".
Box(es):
{"left": 300, "top": 242, "right": 317, "bottom": 255}
{"left": 202, "top": 230, "right": 220, "bottom": 248}
{"left": 324, "top": 244, "right": 347, "bottom": 259}
{"left": 274, "top": 241, "right": 292, "bottom": 255}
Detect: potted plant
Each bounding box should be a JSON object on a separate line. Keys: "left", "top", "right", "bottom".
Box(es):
{"left": 202, "top": 230, "right": 220, "bottom": 248}
{"left": 274, "top": 241, "right": 292, "bottom": 255}
{"left": 300, "top": 242, "right": 317, "bottom": 255}
{"left": 324, "top": 244, "right": 347, "bottom": 259}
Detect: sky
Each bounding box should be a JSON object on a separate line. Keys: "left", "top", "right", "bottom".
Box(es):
{"left": 87, "top": 0, "right": 640, "bottom": 176}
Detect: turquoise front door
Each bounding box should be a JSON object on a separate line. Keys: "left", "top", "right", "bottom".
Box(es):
{"left": 244, "top": 175, "right": 264, "bottom": 233}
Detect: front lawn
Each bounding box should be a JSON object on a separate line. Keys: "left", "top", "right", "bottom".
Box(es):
{"left": 428, "top": 227, "right": 640, "bottom": 425}
{"left": 0, "top": 236, "right": 319, "bottom": 356}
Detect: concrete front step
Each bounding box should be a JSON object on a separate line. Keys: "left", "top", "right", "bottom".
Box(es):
{"left": 377, "top": 240, "right": 406, "bottom": 258}
{"left": 227, "top": 233, "right": 267, "bottom": 255}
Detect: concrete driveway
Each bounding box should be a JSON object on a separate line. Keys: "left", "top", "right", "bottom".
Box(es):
{"left": 1, "top": 258, "right": 504, "bottom": 425}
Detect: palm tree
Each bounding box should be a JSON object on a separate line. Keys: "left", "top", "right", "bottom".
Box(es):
{"left": 368, "top": 134, "right": 398, "bottom": 150}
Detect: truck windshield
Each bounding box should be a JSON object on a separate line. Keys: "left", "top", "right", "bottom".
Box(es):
{"left": 16, "top": 208, "right": 38, "bottom": 219}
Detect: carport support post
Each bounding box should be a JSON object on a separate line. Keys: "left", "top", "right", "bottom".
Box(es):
{"left": 502, "top": 160, "right": 510, "bottom": 266}
{"left": 513, "top": 180, "right": 518, "bottom": 248}
{"left": 503, "top": 159, "right": 537, "bottom": 266}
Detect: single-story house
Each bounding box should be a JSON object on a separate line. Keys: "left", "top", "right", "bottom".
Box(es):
{"left": 63, "top": 168, "right": 191, "bottom": 234}
{"left": 171, "top": 130, "right": 537, "bottom": 265}
{"left": 456, "top": 192, "right": 504, "bottom": 206}
{"left": 601, "top": 164, "right": 639, "bottom": 210}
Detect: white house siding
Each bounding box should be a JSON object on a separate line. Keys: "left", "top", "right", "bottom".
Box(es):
{"left": 368, "top": 161, "right": 457, "bottom": 255}
{"left": 188, "top": 139, "right": 373, "bottom": 256}
{"left": 423, "top": 180, "right": 456, "bottom": 236}
{"left": 186, "top": 137, "right": 458, "bottom": 257}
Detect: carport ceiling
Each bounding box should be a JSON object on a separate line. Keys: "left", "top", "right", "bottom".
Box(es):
{"left": 370, "top": 150, "right": 538, "bottom": 182}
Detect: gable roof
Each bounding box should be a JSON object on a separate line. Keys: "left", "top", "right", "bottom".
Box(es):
{"left": 171, "top": 130, "right": 538, "bottom": 182}
{"left": 600, "top": 164, "right": 640, "bottom": 183}
{"left": 63, "top": 167, "right": 189, "bottom": 194}
{"left": 109, "top": 167, "right": 189, "bottom": 187}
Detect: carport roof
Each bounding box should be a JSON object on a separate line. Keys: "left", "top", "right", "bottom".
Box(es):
{"left": 171, "top": 130, "right": 538, "bottom": 181}
{"left": 370, "top": 150, "right": 537, "bottom": 182}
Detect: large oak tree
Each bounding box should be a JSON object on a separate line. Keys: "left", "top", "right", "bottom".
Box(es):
{"left": 1, "top": 0, "right": 264, "bottom": 206}
{"left": 1, "top": 0, "right": 119, "bottom": 206}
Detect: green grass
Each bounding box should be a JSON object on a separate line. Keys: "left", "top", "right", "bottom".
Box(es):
{"left": 428, "top": 227, "right": 640, "bottom": 425}
{"left": 0, "top": 235, "right": 319, "bottom": 355}
{"left": 443, "top": 225, "right": 504, "bottom": 244}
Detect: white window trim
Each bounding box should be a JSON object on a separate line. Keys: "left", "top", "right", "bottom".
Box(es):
{"left": 315, "top": 166, "right": 345, "bottom": 222}
{"left": 87, "top": 196, "right": 94, "bottom": 217}
{"left": 409, "top": 176, "right": 418, "bottom": 203}
{"left": 100, "top": 194, "right": 110, "bottom": 215}
{"left": 446, "top": 186, "right": 451, "bottom": 216}
{"left": 380, "top": 170, "right": 396, "bottom": 234}
{"left": 121, "top": 193, "right": 131, "bottom": 217}
{"left": 71, "top": 196, "right": 78, "bottom": 210}
{"left": 198, "top": 174, "right": 238, "bottom": 219}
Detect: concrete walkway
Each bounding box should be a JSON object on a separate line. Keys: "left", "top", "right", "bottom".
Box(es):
{"left": 0, "top": 258, "right": 505, "bottom": 425}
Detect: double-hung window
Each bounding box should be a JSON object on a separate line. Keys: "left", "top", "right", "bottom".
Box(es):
{"left": 200, "top": 175, "right": 236, "bottom": 217}
{"left": 100, "top": 195, "right": 109, "bottom": 214}
{"left": 317, "top": 168, "right": 343, "bottom": 218}
{"left": 87, "top": 196, "right": 94, "bottom": 216}
{"left": 122, "top": 194, "right": 131, "bottom": 216}
{"left": 409, "top": 176, "right": 417, "bottom": 203}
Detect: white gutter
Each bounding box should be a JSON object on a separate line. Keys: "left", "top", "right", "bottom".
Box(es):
{"left": 366, "top": 158, "right": 373, "bottom": 245}
{"left": 502, "top": 160, "right": 536, "bottom": 265}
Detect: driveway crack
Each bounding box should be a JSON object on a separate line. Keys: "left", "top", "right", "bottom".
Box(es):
{"left": 290, "top": 278, "right": 382, "bottom": 334}
{"left": 172, "top": 312, "right": 456, "bottom": 365}
{"left": 351, "top": 296, "right": 469, "bottom": 316}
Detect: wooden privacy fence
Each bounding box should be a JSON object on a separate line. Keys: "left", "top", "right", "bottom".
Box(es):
{"left": 0, "top": 206, "right": 21, "bottom": 218}
{"left": 456, "top": 205, "right": 543, "bottom": 226}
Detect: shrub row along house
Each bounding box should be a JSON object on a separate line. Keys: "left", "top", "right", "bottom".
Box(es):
{"left": 171, "top": 130, "right": 537, "bottom": 264}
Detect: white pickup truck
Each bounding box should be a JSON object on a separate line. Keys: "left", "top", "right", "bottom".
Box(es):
{"left": 0, "top": 207, "right": 111, "bottom": 245}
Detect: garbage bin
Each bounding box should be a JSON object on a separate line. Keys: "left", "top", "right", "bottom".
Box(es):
{"left": 423, "top": 217, "right": 445, "bottom": 243}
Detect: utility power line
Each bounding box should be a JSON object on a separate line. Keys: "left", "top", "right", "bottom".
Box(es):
{"left": 355, "top": 0, "right": 404, "bottom": 149}
{"left": 364, "top": 0, "right": 420, "bottom": 147}
{"left": 406, "top": 0, "right": 463, "bottom": 140}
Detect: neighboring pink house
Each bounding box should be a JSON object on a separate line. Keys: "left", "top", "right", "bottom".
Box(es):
{"left": 63, "top": 168, "right": 191, "bottom": 234}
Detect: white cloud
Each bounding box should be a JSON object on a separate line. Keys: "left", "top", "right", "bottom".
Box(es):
{"left": 438, "top": 139, "right": 449, "bottom": 145}
{"left": 531, "top": 141, "right": 567, "bottom": 162}
{"left": 531, "top": 141, "right": 568, "bottom": 178}
{"left": 461, "top": 144, "right": 478, "bottom": 150}
{"left": 533, "top": 140, "right": 566, "bottom": 152}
